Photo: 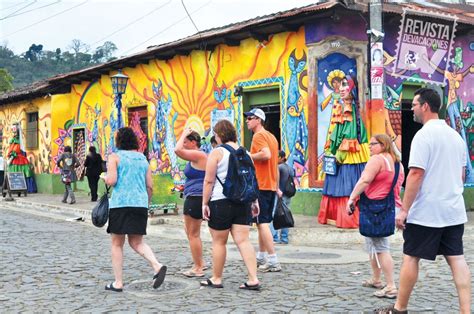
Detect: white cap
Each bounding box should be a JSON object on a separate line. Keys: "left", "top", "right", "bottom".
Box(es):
{"left": 244, "top": 108, "right": 266, "bottom": 121}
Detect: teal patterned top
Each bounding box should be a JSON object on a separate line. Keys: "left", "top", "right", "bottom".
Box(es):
{"left": 109, "top": 150, "right": 149, "bottom": 209}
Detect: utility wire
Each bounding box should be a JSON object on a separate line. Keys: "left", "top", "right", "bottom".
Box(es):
{"left": 0, "top": 0, "right": 30, "bottom": 11}
{"left": 123, "top": 0, "right": 211, "bottom": 55}
{"left": 0, "top": 0, "right": 37, "bottom": 20}
{"left": 3, "top": 0, "right": 89, "bottom": 38}
{"left": 90, "top": 0, "right": 172, "bottom": 48}
{"left": 1, "top": 0, "right": 61, "bottom": 21}
{"left": 181, "top": 0, "right": 219, "bottom": 87}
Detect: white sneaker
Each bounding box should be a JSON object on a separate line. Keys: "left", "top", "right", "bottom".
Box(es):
{"left": 256, "top": 258, "right": 266, "bottom": 267}
{"left": 258, "top": 262, "right": 282, "bottom": 272}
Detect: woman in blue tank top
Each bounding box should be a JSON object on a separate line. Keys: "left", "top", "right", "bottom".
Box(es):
{"left": 175, "top": 128, "right": 207, "bottom": 278}
{"left": 102, "top": 127, "right": 167, "bottom": 292}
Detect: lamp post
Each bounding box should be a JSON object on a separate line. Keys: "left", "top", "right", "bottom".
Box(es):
{"left": 110, "top": 70, "right": 129, "bottom": 129}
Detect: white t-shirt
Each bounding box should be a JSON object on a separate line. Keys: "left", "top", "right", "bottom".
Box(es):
{"left": 407, "top": 119, "right": 467, "bottom": 227}
{"left": 0, "top": 156, "right": 4, "bottom": 171}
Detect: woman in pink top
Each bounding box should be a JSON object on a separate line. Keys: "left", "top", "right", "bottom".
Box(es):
{"left": 346, "top": 134, "right": 404, "bottom": 299}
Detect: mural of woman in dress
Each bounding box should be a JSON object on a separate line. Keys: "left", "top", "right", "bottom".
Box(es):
{"left": 6, "top": 123, "right": 37, "bottom": 193}
{"left": 318, "top": 72, "right": 369, "bottom": 228}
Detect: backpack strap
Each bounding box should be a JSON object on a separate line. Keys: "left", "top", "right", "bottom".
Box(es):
{"left": 216, "top": 144, "right": 235, "bottom": 187}
{"left": 389, "top": 162, "right": 400, "bottom": 192}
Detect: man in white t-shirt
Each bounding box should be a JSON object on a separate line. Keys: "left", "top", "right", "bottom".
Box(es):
{"left": 385, "top": 88, "right": 471, "bottom": 313}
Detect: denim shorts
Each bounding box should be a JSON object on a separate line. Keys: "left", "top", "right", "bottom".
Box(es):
{"left": 253, "top": 190, "right": 276, "bottom": 224}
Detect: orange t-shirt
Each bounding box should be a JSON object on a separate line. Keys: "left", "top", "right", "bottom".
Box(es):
{"left": 251, "top": 129, "right": 279, "bottom": 191}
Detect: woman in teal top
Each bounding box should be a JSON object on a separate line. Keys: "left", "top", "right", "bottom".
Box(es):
{"left": 103, "top": 127, "right": 167, "bottom": 292}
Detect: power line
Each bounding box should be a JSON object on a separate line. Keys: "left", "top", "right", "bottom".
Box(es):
{"left": 3, "top": 0, "right": 89, "bottom": 38}
{"left": 0, "top": 0, "right": 62, "bottom": 21}
{"left": 123, "top": 0, "right": 211, "bottom": 55}
{"left": 0, "top": 0, "right": 30, "bottom": 12}
{"left": 90, "top": 0, "right": 172, "bottom": 48}
{"left": 0, "top": 0, "right": 37, "bottom": 20}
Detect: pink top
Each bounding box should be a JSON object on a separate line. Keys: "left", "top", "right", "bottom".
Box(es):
{"left": 364, "top": 154, "right": 405, "bottom": 208}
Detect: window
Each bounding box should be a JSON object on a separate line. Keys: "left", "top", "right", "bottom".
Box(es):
{"left": 26, "top": 112, "right": 38, "bottom": 149}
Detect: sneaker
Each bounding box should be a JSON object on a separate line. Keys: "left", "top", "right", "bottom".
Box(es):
{"left": 256, "top": 258, "right": 266, "bottom": 267}
{"left": 258, "top": 262, "right": 282, "bottom": 272}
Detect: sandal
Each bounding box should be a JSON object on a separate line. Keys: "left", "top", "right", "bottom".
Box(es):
{"left": 362, "top": 278, "right": 385, "bottom": 289}
{"left": 374, "top": 286, "right": 398, "bottom": 299}
{"left": 105, "top": 282, "right": 123, "bottom": 292}
{"left": 200, "top": 278, "right": 223, "bottom": 288}
{"left": 182, "top": 269, "right": 205, "bottom": 278}
{"left": 239, "top": 282, "right": 261, "bottom": 291}
{"left": 153, "top": 265, "right": 167, "bottom": 289}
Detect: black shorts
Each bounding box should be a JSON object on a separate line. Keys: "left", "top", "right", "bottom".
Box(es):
{"left": 183, "top": 196, "right": 203, "bottom": 220}
{"left": 403, "top": 223, "right": 464, "bottom": 261}
{"left": 107, "top": 207, "right": 148, "bottom": 235}
{"left": 253, "top": 190, "right": 276, "bottom": 224}
{"left": 208, "top": 199, "right": 252, "bottom": 230}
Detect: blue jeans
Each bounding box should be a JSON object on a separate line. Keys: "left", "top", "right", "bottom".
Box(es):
{"left": 271, "top": 196, "right": 290, "bottom": 243}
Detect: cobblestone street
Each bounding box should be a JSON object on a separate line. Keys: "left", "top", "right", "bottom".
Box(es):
{"left": 1, "top": 203, "right": 473, "bottom": 312}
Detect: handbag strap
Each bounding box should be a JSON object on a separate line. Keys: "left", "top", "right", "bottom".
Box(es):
{"left": 389, "top": 162, "right": 400, "bottom": 192}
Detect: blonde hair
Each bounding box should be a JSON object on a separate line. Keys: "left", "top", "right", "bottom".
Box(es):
{"left": 373, "top": 134, "right": 400, "bottom": 163}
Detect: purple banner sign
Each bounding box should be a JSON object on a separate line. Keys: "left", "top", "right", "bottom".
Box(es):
{"left": 392, "top": 9, "right": 457, "bottom": 85}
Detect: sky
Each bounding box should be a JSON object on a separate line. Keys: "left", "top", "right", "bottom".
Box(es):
{"left": 0, "top": 0, "right": 318, "bottom": 58}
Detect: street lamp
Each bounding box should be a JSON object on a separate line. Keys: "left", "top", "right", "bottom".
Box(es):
{"left": 110, "top": 70, "right": 129, "bottom": 129}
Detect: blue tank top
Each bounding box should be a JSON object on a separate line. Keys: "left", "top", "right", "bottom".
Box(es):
{"left": 109, "top": 150, "right": 149, "bottom": 209}
{"left": 183, "top": 162, "right": 205, "bottom": 197}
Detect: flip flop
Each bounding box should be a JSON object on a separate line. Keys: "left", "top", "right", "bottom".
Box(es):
{"left": 105, "top": 282, "right": 123, "bottom": 292}
{"left": 239, "top": 282, "right": 261, "bottom": 291}
{"left": 200, "top": 278, "right": 223, "bottom": 288}
{"left": 182, "top": 270, "right": 205, "bottom": 278}
{"left": 153, "top": 265, "right": 167, "bottom": 289}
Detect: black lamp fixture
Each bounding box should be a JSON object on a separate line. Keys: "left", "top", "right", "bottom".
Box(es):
{"left": 110, "top": 70, "right": 129, "bottom": 95}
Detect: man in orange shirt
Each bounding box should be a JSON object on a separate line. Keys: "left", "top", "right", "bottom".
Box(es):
{"left": 245, "top": 108, "right": 282, "bottom": 272}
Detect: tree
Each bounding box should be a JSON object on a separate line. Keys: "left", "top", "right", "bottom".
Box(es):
{"left": 24, "top": 44, "right": 44, "bottom": 62}
{"left": 0, "top": 68, "right": 14, "bottom": 93}
{"left": 68, "top": 39, "right": 90, "bottom": 55}
{"left": 93, "top": 41, "right": 118, "bottom": 63}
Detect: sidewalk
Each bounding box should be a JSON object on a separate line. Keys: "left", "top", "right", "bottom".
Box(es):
{"left": 8, "top": 192, "right": 474, "bottom": 247}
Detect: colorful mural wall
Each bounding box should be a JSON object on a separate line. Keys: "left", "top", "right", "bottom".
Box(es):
{"left": 0, "top": 99, "right": 52, "bottom": 175}
{"left": 48, "top": 29, "right": 310, "bottom": 192}
{"left": 383, "top": 18, "right": 474, "bottom": 183}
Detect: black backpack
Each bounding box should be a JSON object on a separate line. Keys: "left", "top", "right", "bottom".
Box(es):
{"left": 217, "top": 144, "right": 259, "bottom": 204}
{"left": 283, "top": 166, "right": 296, "bottom": 197}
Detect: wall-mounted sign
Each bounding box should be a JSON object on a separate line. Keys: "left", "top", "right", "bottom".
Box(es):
{"left": 393, "top": 8, "right": 457, "bottom": 85}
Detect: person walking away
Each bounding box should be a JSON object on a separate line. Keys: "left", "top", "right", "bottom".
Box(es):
{"left": 272, "top": 150, "right": 296, "bottom": 244}
{"left": 245, "top": 108, "right": 282, "bottom": 272}
{"left": 379, "top": 88, "right": 471, "bottom": 313}
{"left": 56, "top": 146, "right": 79, "bottom": 204}
{"left": 0, "top": 154, "right": 4, "bottom": 187}
{"left": 102, "top": 127, "right": 167, "bottom": 292}
{"left": 346, "top": 134, "right": 404, "bottom": 299}
{"left": 84, "top": 146, "right": 103, "bottom": 202}
{"left": 201, "top": 119, "right": 260, "bottom": 290}
{"left": 175, "top": 128, "right": 207, "bottom": 277}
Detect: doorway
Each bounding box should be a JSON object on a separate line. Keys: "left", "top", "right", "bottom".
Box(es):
{"left": 242, "top": 87, "right": 281, "bottom": 150}
{"left": 128, "top": 106, "right": 149, "bottom": 158}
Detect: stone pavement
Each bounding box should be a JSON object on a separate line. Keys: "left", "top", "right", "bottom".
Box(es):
{"left": 0, "top": 193, "right": 473, "bottom": 312}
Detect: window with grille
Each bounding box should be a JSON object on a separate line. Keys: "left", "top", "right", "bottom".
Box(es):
{"left": 26, "top": 112, "right": 38, "bottom": 149}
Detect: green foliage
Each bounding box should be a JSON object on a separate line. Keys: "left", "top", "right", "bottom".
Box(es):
{"left": 0, "top": 68, "right": 14, "bottom": 93}
{"left": 0, "top": 40, "right": 118, "bottom": 89}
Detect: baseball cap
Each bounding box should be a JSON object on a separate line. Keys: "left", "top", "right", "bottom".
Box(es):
{"left": 244, "top": 108, "right": 266, "bottom": 121}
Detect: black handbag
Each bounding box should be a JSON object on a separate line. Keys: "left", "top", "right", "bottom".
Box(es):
{"left": 91, "top": 185, "right": 110, "bottom": 227}
{"left": 273, "top": 198, "right": 295, "bottom": 230}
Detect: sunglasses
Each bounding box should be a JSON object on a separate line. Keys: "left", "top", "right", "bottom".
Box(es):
{"left": 246, "top": 116, "right": 257, "bottom": 121}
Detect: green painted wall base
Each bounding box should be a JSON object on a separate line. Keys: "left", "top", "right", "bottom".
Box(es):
{"left": 31, "top": 173, "right": 474, "bottom": 214}
{"left": 290, "top": 191, "right": 322, "bottom": 216}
